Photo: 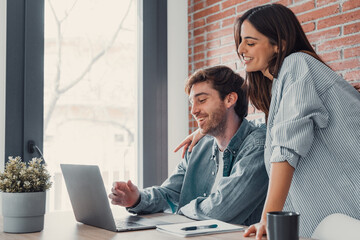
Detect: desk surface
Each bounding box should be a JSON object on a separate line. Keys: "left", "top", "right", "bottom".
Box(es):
{"left": 0, "top": 212, "right": 314, "bottom": 240}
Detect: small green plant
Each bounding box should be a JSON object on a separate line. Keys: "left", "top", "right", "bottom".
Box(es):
{"left": 0, "top": 156, "right": 52, "bottom": 192}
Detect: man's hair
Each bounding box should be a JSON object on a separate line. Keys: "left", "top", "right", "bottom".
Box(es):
{"left": 185, "top": 65, "right": 248, "bottom": 119}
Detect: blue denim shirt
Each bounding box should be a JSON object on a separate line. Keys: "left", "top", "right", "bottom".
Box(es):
{"left": 128, "top": 119, "right": 268, "bottom": 225}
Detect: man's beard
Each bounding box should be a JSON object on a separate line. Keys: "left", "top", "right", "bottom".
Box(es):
{"left": 199, "top": 105, "right": 227, "bottom": 138}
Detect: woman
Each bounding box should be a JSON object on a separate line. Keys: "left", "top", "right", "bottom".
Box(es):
{"left": 175, "top": 4, "right": 360, "bottom": 238}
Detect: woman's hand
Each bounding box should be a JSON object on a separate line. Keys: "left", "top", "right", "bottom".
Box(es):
{"left": 173, "top": 128, "right": 205, "bottom": 158}
{"left": 243, "top": 220, "right": 267, "bottom": 239}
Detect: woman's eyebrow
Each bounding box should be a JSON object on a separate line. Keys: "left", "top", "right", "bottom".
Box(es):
{"left": 243, "top": 36, "right": 259, "bottom": 40}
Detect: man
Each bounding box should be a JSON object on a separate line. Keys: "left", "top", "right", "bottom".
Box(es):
{"left": 109, "top": 65, "right": 268, "bottom": 225}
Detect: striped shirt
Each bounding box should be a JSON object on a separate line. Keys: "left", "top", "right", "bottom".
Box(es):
{"left": 264, "top": 52, "right": 360, "bottom": 237}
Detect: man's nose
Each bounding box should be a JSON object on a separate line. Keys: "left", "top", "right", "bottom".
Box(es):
{"left": 191, "top": 103, "right": 198, "bottom": 116}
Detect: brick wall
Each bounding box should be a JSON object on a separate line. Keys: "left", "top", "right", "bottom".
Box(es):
{"left": 187, "top": 0, "right": 360, "bottom": 133}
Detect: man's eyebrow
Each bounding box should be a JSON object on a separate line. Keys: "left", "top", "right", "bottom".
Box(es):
{"left": 188, "top": 92, "right": 209, "bottom": 101}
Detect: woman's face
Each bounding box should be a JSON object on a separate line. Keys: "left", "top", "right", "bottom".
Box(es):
{"left": 237, "top": 20, "right": 278, "bottom": 80}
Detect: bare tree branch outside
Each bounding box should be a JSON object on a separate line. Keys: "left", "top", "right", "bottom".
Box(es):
{"left": 44, "top": 0, "right": 137, "bottom": 211}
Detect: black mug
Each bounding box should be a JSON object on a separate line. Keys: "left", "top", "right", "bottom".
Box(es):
{"left": 267, "top": 211, "right": 300, "bottom": 240}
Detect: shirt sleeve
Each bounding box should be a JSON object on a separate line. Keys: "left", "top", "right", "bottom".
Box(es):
{"left": 179, "top": 143, "right": 268, "bottom": 224}
{"left": 270, "top": 63, "right": 329, "bottom": 168}
{"left": 127, "top": 158, "right": 187, "bottom": 214}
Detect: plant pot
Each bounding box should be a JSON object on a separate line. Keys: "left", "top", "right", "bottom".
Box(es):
{"left": 1, "top": 191, "right": 46, "bottom": 233}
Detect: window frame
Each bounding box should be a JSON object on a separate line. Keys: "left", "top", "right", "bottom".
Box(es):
{"left": 2, "top": 0, "right": 168, "bottom": 188}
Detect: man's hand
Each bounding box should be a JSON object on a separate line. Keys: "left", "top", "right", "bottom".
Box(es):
{"left": 108, "top": 180, "right": 140, "bottom": 208}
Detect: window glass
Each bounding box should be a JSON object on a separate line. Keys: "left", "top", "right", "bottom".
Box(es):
{"left": 44, "top": 0, "right": 138, "bottom": 211}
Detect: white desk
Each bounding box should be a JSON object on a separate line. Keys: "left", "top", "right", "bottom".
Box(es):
{"left": 0, "top": 212, "right": 314, "bottom": 240}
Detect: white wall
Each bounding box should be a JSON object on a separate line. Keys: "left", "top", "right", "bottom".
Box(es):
{"left": 167, "top": 1, "right": 188, "bottom": 175}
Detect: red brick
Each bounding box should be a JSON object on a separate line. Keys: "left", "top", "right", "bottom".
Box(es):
{"left": 207, "top": 7, "right": 235, "bottom": 24}
{"left": 344, "top": 46, "right": 360, "bottom": 58}
{"left": 222, "top": 0, "right": 246, "bottom": 10}
{"left": 222, "top": 16, "right": 236, "bottom": 27}
{"left": 194, "top": 5, "right": 220, "bottom": 21}
{"left": 188, "top": 64, "right": 193, "bottom": 73}
{"left": 221, "top": 35, "right": 235, "bottom": 45}
{"left": 189, "top": 47, "right": 192, "bottom": 55}
{"left": 273, "top": 0, "right": 292, "bottom": 6}
{"left": 194, "top": 52, "right": 205, "bottom": 62}
{"left": 194, "top": 28, "right": 205, "bottom": 36}
{"left": 319, "top": 50, "right": 341, "bottom": 63}
{"left": 318, "top": 9, "right": 360, "bottom": 30}
{"left": 188, "top": 56, "right": 193, "bottom": 63}
{"left": 194, "top": 2, "right": 205, "bottom": 12}
{"left": 206, "top": 0, "right": 222, "bottom": 7}
{"left": 236, "top": 0, "right": 270, "bottom": 14}
{"left": 207, "top": 27, "right": 233, "bottom": 40}
{"left": 328, "top": 58, "right": 360, "bottom": 71}
{"left": 290, "top": 1, "right": 315, "bottom": 15}
{"left": 302, "top": 22, "right": 316, "bottom": 33}
{"left": 317, "top": 0, "right": 338, "bottom": 7}
{"left": 344, "top": 70, "right": 360, "bottom": 82}
{"left": 318, "top": 34, "right": 360, "bottom": 52}
{"left": 206, "top": 39, "right": 221, "bottom": 49}
{"left": 194, "top": 19, "right": 205, "bottom": 29}
{"left": 195, "top": 61, "right": 205, "bottom": 69}
{"left": 297, "top": 5, "right": 340, "bottom": 24}
{"left": 193, "top": 35, "right": 205, "bottom": 45}
{"left": 194, "top": 44, "right": 205, "bottom": 54}
{"left": 344, "top": 22, "right": 360, "bottom": 35}
{"left": 306, "top": 27, "right": 340, "bottom": 43}
{"left": 207, "top": 45, "right": 235, "bottom": 57}
{"left": 343, "top": 0, "right": 360, "bottom": 12}
{"left": 205, "top": 22, "right": 220, "bottom": 32}
{"left": 206, "top": 57, "right": 221, "bottom": 66}
{"left": 221, "top": 53, "right": 238, "bottom": 63}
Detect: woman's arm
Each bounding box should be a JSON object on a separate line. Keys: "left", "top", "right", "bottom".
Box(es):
{"left": 244, "top": 161, "right": 294, "bottom": 239}
{"left": 173, "top": 128, "right": 205, "bottom": 158}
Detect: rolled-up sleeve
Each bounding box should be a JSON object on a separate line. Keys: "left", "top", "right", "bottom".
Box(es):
{"left": 127, "top": 159, "right": 187, "bottom": 214}
{"left": 179, "top": 143, "right": 268, "bottom": 224}
{"left": 270, "top": 72, "right": 329, "bottom": 168}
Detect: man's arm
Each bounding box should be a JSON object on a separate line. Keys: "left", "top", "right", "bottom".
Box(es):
{"left": 125, "top": 157, "right": 188, "bottom": 214}
{"left": 179, "top": 144, "right": 268, "bottom": 224}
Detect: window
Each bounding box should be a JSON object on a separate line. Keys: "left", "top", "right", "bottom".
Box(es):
{"left": 44, "top": 0, "right": 138, "bottom": 211}
{"left": 3, "top": 0, "right": 168, "bottom": 211}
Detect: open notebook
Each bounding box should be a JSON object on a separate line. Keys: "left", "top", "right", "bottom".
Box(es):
{"left": 156, "top": 219, "right": 244, "bottom": 237}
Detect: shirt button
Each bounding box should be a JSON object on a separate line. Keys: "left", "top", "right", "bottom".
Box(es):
{"left": 212, "top": 171, "right": 215, "bottom": 175}
{"left": 224, "top": 166, "right": 228, "bottom": 169}
{"left": 203, "top": 193, "right": 207, "bottom": 197}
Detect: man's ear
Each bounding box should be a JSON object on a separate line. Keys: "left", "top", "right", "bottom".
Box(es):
{"left": 225, "top": 92, "right": 238, "bottom": 109}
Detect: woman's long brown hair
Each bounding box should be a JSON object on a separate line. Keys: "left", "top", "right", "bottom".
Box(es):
{"left": 234, "top": 4, "right": 325, "bottom": 121}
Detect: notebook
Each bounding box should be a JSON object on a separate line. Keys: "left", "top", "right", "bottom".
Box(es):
{"left": 60, "top": 164, "right": 189, "bottom": 232}
{"left": 156, "top": 219, "right": 244, "bottom": 237}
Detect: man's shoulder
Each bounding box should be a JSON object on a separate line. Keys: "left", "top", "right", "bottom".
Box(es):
{"left": 185, "top": 135, "right": 214, "bottom": 159}
{"left": 241, "top": 122, "right": 266, "bottom": 148}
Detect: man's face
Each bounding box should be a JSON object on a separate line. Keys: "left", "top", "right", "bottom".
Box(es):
{"left": 189, "top": 81, "right": 227, "bottom": 137}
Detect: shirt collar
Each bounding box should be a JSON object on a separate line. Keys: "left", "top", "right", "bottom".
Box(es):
{"left": 211, "top": 119, "right": 252, "bottom": 158}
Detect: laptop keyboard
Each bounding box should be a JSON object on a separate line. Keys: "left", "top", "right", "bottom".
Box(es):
{"left": 115, "top": 219, "right": 144, "bottom": 229}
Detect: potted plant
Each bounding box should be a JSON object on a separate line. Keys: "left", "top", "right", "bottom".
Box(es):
{"left": 0, "top": 156, "right": 52, "bottom": 233}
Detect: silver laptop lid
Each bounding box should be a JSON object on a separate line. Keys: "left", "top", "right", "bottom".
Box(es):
{"left": 60, "top": 164, "right": 117, "bottom": 231}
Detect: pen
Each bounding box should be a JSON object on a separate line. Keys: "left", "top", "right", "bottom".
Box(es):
{"left": 181, "top": 224, "right": 218, "bottom": 231}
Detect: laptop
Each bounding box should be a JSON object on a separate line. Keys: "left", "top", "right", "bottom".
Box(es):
{"left": 60, "top": 164, "right": 171, "bottom": 232}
